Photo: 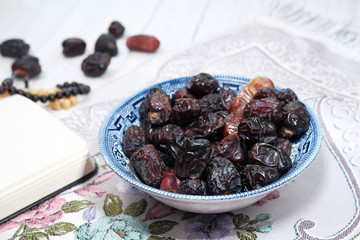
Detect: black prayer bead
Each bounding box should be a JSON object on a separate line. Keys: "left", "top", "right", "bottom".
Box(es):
{"left": 48, "top": 93, "right": 56, "bottom": 101}
{"left": 31, "top": 94, "right": 39, "bottom": 102}
{"left": 40, "top": 95, "right": 47, "bottom": 103}
{"left": 8, "top": 86, "right": 16, "bottom": 95}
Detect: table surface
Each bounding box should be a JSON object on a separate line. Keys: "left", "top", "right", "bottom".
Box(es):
{"left": 1, "top": 0, "right": 360, "bottom": 239}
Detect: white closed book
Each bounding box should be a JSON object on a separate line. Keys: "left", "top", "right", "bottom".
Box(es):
{"left": 0, "top": 95, "right": 97, "bottom": 224}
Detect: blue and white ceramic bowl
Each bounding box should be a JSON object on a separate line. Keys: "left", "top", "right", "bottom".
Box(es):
{"left": 99, "top": 75, "right": 322, "bottom": 213}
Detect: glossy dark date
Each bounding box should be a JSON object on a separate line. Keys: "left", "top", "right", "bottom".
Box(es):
{"left": 130, "top": 144, "right": 165, "bottom": 188}
{"left": 242, "top": 164, "right": 279, "bottom": 190}
{"left": 186, "top": 73, "right": 219, "bottom": 97}
{"left": 206, "top": 157, "right": 242, "bottom": 195}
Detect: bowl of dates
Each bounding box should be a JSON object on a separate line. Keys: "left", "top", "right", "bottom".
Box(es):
{"left": 99, "top": 73, "right": 322, "bottom": 213}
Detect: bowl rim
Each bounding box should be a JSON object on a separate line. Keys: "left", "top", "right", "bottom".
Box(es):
{"left": 99, "top": 74, "right": 323, "bottom": 201}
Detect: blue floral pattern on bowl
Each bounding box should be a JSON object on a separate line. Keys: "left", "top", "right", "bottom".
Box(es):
{"left": 99, "top": 75, "right": 322, "bottom": 213}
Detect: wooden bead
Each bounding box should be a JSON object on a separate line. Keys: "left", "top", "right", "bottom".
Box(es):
{"left": 46, "top": 88, "right": 58, "bottom": 96}
{"left": 61, "top": 98, "right": 71, "bottom": 109}
{"left": 29, "top": 89, "right": 37, "bottom": 95}
{"left": 49, "top": 99, "right": 61, "bottom": 110}
{"left": 0, "top": 92, "right": 9, "bottom": 98}
{"left": 37, "top": 89, "right": 46, "bottom": 96}
{"left": 69, "top": 95, "right": 77, "bottom": 106}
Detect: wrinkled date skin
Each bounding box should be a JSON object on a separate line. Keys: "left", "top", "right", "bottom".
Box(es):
{"left": 171, "top": 87, "right": 196, "bottom": 105}
{"left": 277, "top": 138, "right": 292, "bottom": 157}
{"left": 206, "top": 157, "right": 242, "bottom": 195}
{"left": 170, "top": 98, "right": 201, "bottom": 126}
{"left": 184, "top": 111, "right": 226, "bottom": 141}
{"left": 130, "top": 144, "right": 165, "bottom": 188}
{"left": 175, "top": 138, "right": 212, "bottom": 179}
{"left": 200, "top": 93, "right": 224, "bottom": 115}
{"left": 242, "top": 164, "right": 279, "bottom": 190}
{"left": 280, "top": 100, "right": 310, "bottom": 140}
{"left": 95, "top": 34, "right": 118, "bottom": 56}
{"left": 244, "top": 97, "right": 283, "bottom": 125}
{"left": 276, "top": 88, "right": 298, "bottom": 106}
{"left": 163, "top": 136, "right": 184, "bottom": 167}
{"left": 160, "top": 168, "right": 181, "bottom": 193}
{"left": 238, "top": 117, "right": 278, "bottom": 148}
{"left": 62, "top": 38, "right": 86, "bottom": 57}
{"left": 11, "top": 56, "right": 41, "bottom": 78}
{"left": 223, "top": 112, "right": 244, "bottom": 136}
{"left": 247, "top": 142, "right": 292, "bottom": 174}
{"left": 122, "top": 125, "right": 145, "bottom": 158}
{"left": 180, "top": 178, "right": 207, "bottom": 195}
{"left": 230, "top": 76, "right": 275, "bottom": 113}
{"left": 186, "top": 73, "right": 219, "bottom": 97}
{"left": 81, "top": 52, "right": 111, "bottom": 77}
{"left": 140, "top": 119, "right": 152, "bottom": 143}
{"left": 139, "top": 87, "right": 167, "bottom": 120}
{"left": 147, "top": 93, "right": 172, "bottom": 126}
{"left": 150, "top": 124, "right": 184, "bottom": 148}
{"left": 253, "top": 87, "right": 276, "bottom": 100}
{"left": 217, "top": 134, "right": 246, "bottom": 167}
{"left": 218, "top": 87, "right": 237, "bottom": 111}
{"left": 0, "top": 39, "right": 29, "bottom": 58}
{"left": 126, "top": 35, "right": 160, "bottom": 53}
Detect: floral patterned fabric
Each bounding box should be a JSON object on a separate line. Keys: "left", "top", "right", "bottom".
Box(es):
{"left": 0, "top": 159, "right": 276, "bottom": 239}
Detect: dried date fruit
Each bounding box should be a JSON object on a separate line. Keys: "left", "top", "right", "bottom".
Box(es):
{"left": 160, "top": 168, "right": 181, "bottom": 193}
{"left": 217, "top": 134, "right": 246, "bottom": 167}
{"left": 11, "top": 56, "right": 41, "bottom": 78}
{"left": 218, "top": 87, "right": 237, "bottom": 111}
{"left": 95, "top": 34, "right": 118, "bottom": 56}
{"left": 122, "top": 125, "right": 145, "bottom": 158}
{"left": 126, "top": 35, "right": 160, "bottom": 53}
{"left": 108, "top": 21, "right": 125, "bottom": 38}
{"left": 164, "top": 136, "right": 185, "bottom": 167}
{"left": 244, "top": 97, "right": 283, "bottom": 125}
{"left": 0, "top": 39, "right": 29, "bottom": 58}
{"left": 248, "top": 142, "right": 292, "bottom": 174}
{"left": 122, "top": 75, "right": 307, "bottom": 195}
{"left": 180, "top": 178, "right": 207, "bottom": 195}
{"left": 147, "top": 93, "right": 172, "bottom": 126}
{"left": 81, "top": 52, "right": 111, "bottom": 77}
{"left": 230, "top": 76, "right": 274, "bottom": 113}
{"left": 150, "top": 124, "right": 184, "bottom": 147}
{"left": 276, "top": 88, "right": 297, "bottom": 106}
{"left": 206, "top": 157, "right": 242, "bottom": 195}
{"left": 200, "top": 93, "right": 224, "bottom": 115}
{"left": 139, "top": 87, "right": 167, "bottom": 120}
{"left": 171, "top": 87, "right": 195, "bottom": 105}
{"left": 184, "top": 111, "right": 226, "bottom": 141}
{"left": 175, "top": 138, "right": 212, "bottom": 179}
{"left": 210, "top": 143, "right": 221, "bottom": 158}
{"left": 186, "top": 73, "right": 219, "bottom": 97}
{"left": 238, "top": 117, "right": 278, "bottom": 148}
{"left": 140, "top": 119, "right": 152, "bottom": 143}
{"left": 130, "top": 144, "right": 165, "bottom": 188}
{"left": 253, "top": 87, "right": 276, "bottom": 100}
{"left": 223, "top": 112, "right": 244, "bottom": 136}
{"left": 277, "top": 138, "right": 292, "bottom": 157}
{"left": 242, "top": 164, "right": 279, "bottom": 190}
{"left": 280, "top": 100, "right": 310, "bottom": 140}
{"left": 170, "top": 98, "right": 201, "bottom": 126}
{"left": 62, "top": 38, "right": 86, "bottom": 57}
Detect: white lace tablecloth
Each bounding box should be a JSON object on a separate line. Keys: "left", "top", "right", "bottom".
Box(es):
{"left": 1, "top": 1, "right": 360, "bottom": 239}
